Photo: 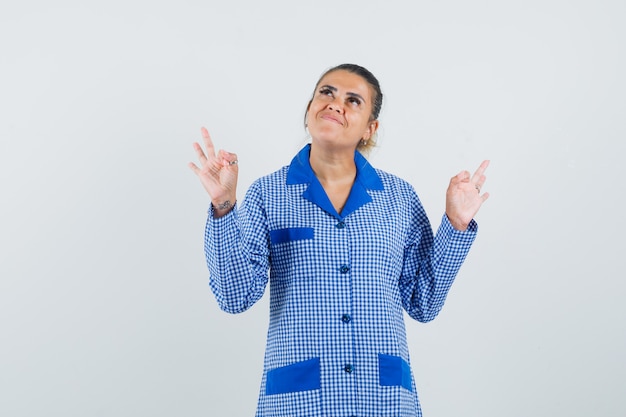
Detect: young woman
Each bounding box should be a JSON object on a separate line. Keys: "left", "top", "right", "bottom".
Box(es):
{"left": 190, "top": 63, "right": 489, "bottom": 416}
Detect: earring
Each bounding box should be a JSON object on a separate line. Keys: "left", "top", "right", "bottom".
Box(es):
{"left": 360, "top": 139, "right": 368, "bottom": 146}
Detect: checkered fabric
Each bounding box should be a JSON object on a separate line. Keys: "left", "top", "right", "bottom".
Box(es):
{"left": 205, "top": 144, "right": 477, "bottom": 417}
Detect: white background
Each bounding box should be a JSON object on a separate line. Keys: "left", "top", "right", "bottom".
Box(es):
{"left": 1, "top": 1, "right": 624, "bottom": 416}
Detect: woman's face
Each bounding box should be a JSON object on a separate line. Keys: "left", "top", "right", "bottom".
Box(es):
{"left": 306, "top": 70, "right": 378, "bottom": 151}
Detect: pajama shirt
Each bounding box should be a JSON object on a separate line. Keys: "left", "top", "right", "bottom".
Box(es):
{"left": 205, "top": 144, "right": 477, "bottom": 416}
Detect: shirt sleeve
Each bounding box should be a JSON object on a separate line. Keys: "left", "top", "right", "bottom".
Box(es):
{"left": 204, "top": 181, "right": 270, "bottom": 314}
{"left": 399, "top": 190, "right": 478, "bottom": 323}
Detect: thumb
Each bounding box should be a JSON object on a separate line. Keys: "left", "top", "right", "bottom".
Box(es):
{"left": 451, "top": 170, "right": 469, "bottom": 185}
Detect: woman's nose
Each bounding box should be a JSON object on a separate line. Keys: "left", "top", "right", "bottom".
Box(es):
{"left": 327, "top": 97, "right": 344, "bottom": 113}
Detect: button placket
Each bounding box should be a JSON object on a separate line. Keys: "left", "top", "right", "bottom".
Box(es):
{"left": 333, "top": 216, "right": 355, "bottom": 398}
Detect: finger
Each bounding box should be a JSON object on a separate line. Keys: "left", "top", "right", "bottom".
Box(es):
{"left": 218, "top": 150, "right": 239, "bottom": 167}
{"left": 481, "top": 191, "right": 490, "bottom": 202}
{"left": 451, "top": 170, "right": 470, "bottom": 186}
{"left": 471, "top": 160, "right": 490, "bottom": 183}
{"left": 474, "top": 174, "right": 487, "bottom": 190}
{"left": 192, "top": 142, "right": 209, "bottom": 165}
{"left": 201, "top": 127, "right": 217, "bottom": 160}
{"left": 188, "top": 161, "right": 201, "bottom": 174}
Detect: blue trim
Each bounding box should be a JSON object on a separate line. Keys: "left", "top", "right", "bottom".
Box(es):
{"left": 354, "top": 150, "right": 384, "bottom": 191}
{"left": 286, "top": 144, "right": 383, "bottom": 190}
{"left": 340, "top": 179, "right": 372, "bottom": 219}
{"left": 269, "top": 227, "right": 314, "bottom": 244}
{"left": 378, "top": 354, "right": 413, "bottom": 392}
{"left": 302, "top": 176, "right": 340, "bottom": 219}
{"left": 285, "top": 144, "right": 384, "bottom": 219}
{"left": 286, "top": 145, "right": 313, "bottom": 185}
{"left": 265, "top": 358, "right": 321, "bottom": 395}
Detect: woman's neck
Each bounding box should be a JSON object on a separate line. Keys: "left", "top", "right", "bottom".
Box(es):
{"left": 309, "top": 143, "right": 357, "bottom": 185}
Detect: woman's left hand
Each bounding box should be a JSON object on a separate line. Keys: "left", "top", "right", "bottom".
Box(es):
{"left": 445, "top": 160, "right": 490, "bottom": 231}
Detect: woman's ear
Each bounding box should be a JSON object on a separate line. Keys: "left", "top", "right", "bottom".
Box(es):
{"left": 364, "top": 120, "right": 379, "bottom": 140}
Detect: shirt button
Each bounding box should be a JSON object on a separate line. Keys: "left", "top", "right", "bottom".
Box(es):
{"left": 340, "top": 265, "right": 350, "bottom": 274}
{"left": 335, "top": 221, "right": 346, "bottom": 229}
{"left": 341, "top": 314, "right": 352, "bottom": 323}
{"left": 344, "top": 364, "right": 354, "bottom": 373}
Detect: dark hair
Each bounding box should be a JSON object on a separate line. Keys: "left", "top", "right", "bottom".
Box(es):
{"left": 306, "top": 63, "right": 384, "bottom": 123}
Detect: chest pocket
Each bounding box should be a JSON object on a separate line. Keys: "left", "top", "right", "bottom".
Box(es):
{"left": 269, "top": 227, "right": 314, "bottom": 244}
{"left": 268, "top": 227, "right": 316, "bottom": 279}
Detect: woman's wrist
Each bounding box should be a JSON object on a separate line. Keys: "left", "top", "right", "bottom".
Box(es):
{"left": 212, "top": 198, "right": 236, "bottom": 218}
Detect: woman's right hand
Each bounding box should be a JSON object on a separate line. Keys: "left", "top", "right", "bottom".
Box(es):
{"left": 188, "top": 127, "right": 239, "bottom": 216}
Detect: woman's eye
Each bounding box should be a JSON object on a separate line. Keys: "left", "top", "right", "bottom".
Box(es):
{"left": 348, "top": 97, "right": 361, "bottom": 105}
{"left": 319, "top": 88, "right": 333, "bottom": 96}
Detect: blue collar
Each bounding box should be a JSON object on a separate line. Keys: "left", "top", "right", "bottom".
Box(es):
{"left": 286, "top": 144, "right": 384, "bottom": 219}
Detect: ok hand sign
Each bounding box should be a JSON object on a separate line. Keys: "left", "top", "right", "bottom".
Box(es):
{"left": 445, "top": 160, "right": 490, "bottom": 231}
{"left": 188, "top": 127, "right": 239, "bottom": 216}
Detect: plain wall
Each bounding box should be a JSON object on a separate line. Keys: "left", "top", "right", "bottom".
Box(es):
{"left": 1, "top": 1, "right": 624, "bottom": 416}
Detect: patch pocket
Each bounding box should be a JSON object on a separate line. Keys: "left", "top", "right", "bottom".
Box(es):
{"left": 378, "top": 354, "right": 414, "bottom": 392}
{"left": 266, "top": 358, "right": 321, "bottom": 395}
{"left": 269, "top": 227, "right": 314, "bottom": 245}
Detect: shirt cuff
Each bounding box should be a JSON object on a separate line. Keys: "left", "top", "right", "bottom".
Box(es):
{"left": 208, "top": 201, "right": 238, "bottom": 218}
{"left": 441, "top": 213, "right": 478, "bottom": 234}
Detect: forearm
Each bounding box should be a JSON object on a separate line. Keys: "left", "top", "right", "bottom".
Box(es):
{"left": 205, "top": 206, "right": 269, "bottom": 313}
{"left": 402, "top": 214, "right": 478, "bottom": 322}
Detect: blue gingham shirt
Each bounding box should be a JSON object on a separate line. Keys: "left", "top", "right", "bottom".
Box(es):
{"left": 205, "top": 144, "right": 477, "bottom": 417}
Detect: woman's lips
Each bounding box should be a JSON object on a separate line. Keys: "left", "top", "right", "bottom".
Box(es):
{"left": 320, "top": 114, "right": 343, "bottom": 125}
